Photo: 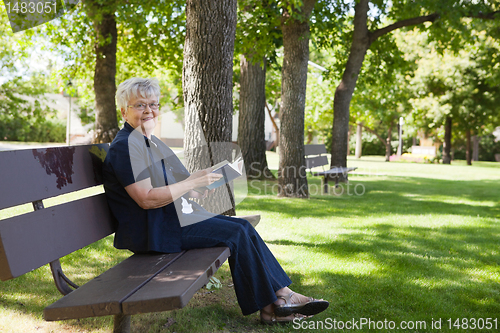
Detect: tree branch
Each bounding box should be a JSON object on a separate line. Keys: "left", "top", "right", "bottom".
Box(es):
{"left": 469, "top": 10, "right": 500, "bottom": 20}
{"left": 369, "top": 13, "right": 439, "bottom": 44}
{"left": 351, "top": 122, "right": 386, "bottom": 147}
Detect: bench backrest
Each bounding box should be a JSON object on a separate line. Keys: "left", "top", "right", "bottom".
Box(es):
{"left": 304, "top": 144, "right": 328, "bottom": 170}
{"left": 0, "top": 144, "right": 115, "bottom": 281}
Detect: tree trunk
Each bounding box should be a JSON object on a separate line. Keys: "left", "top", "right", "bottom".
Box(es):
{"left": 472, "top": 135, "right": 479, "bottom": 161}
{"left": 466, "top": 128, "right": 472, "bottom": 165}
{"left": 329, "top": 0, "right": 438, "bottom": 169}
{"left": 87, "top": 0, "right": 119, "bottom": 144}
{"left": 355, "top": 122, "right": 362, "bottom": 158}
{"left": 278, "top": 0, "right": 315, "bottom": 198}
{"left": 359, "top": 123, "right": 390, "bottom": 161}
{"left": 386, "top": 125, "right": 393, "bottom": 162}
{"left": 443, "top": 116, "right": 452, "bottom": 164}
{"left": 330, "top": 0, "right": 370, "bottom": 170}
{"left": 183, "top": 0, "right": 237, "bottom": 215}
{"left": 238, "top": 55, "right": 275, "bottom": 180}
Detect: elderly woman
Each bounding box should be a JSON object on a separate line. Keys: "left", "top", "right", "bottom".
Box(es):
{"left": 103, "top": 77, "right": 328, "bottom": 324}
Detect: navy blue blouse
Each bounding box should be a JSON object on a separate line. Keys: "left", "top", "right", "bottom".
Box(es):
{"left": 103, "top": 122, "right": 192, "bottom": 253}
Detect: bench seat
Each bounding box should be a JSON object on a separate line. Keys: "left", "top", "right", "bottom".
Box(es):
{"left": 44, "top": 247, "right": 230, "bottom": 321}
{"left": 304, "top": 144, "right": 358, "bottom": 194}
{"left": 0, "top": 144, "right": 256, "bottom": 332}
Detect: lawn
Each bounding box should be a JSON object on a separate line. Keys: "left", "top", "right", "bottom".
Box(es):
{"left": 0, "top": 154, "right": 499, "bottom": 332}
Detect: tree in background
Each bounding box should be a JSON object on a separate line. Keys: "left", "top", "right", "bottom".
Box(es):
{"left": 85, "top": 0, "right": 118, "bottom": 143}
{"left": 278, "top": 0, "right": 315, "bottom": 198}
{"left": 405, "top": 25, "right": 500, "bottom": 165}
{"left": 0, "top": 14, "right": 65, "bottom": 142}
{"left": 182, "top": 0, "right": 238, "bottom": 215}
{"left": 45, "top": 0, "right": 186, "bottom": 142}
{"left": 236, "top": 0, "right": 280, "bottom": 180}
{"left": 312, "top": 0, "right": 499, "bottom": 171}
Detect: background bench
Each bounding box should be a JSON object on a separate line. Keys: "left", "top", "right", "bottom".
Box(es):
{"left": 0, "top": 144, "right": 259, "bottom": 333}
{"left": 304, "top": 144, "right": 358, "bottom": 194}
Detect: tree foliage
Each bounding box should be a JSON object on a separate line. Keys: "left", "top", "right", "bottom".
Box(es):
{"left": 0, "top": 11, "right": 65, "bottom": 142}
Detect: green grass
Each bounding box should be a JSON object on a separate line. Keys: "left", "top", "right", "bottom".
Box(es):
{"left": 1, "top": 154, "right": 499, "bottom": 332}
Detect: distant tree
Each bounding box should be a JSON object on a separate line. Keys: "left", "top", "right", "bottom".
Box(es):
{"left": 45, "top": 0, "right": 186, "bottom": 142}
{"left": 236, "top": 0, "right": 280, "bottom": 180}
{"left": 278, "top": 0, "right": 315, "bottom": 198}
{"left": 406, "top": 26, "right": 500, "bottom": 165}
{"left": 0, "top": 16, "right": 65, "bottom": 142}
{"left": 312, "top": 0, "right": 500, "bottom": 170}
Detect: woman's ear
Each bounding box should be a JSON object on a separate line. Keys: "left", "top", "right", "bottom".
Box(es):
{"left": 121, "top": 108, "right": 127, "bottom": 120}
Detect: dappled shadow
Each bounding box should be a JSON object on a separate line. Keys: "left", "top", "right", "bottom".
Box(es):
{"left": 269, "top": 222, "right": 500, "bottom": 326}
{"left": 241, "top": 177, "right": 500, "bottom": 220}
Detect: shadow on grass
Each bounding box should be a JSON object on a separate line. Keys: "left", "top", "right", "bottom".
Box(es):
{"left": 2, "top": 175, "right": 499, "bottom": 332}
{"left": 267, "top": 221, "right": 500, "bottom": 327}
{"left": 241, "top": 177, "right": 500, "bottom": 220}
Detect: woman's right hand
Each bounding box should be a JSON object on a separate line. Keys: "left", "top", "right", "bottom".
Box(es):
{"left": 186, "top": 167, "right": 223, "bottom": 188}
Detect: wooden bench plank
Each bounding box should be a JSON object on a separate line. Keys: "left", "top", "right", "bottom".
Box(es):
{"left": 312, "top": 167, "right": 358, "bottom": 177}
{"left": 44, "top": 252, "right": 184, "bottom": 321}
{"left": 122, "top": 247, "right": 230, "bottom": 315}
{"left": 305, "top": 156, "right": 329, "bottom": 170}
{"left": 236, "top": 214, "right": 260, "bottom": 228}
{"left": 304, "top": 144, "right": 327, "bottom": 156}
{"left": 0, "top": 144, "right": 108, "bottom": 210}
{"left": 0, "top": 194, "right": 115, "bottom": 281}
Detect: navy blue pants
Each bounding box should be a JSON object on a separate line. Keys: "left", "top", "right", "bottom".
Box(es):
{"left": 180, "top": 214, "right": 292, "bottom": 315}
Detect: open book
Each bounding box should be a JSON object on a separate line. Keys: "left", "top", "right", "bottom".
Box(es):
{"left": 194, "top": 157, "right": 244, "bottom": 193}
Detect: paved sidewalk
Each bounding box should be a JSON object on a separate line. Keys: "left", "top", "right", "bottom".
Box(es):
{"left": 0, "top": 142, "right": 67, "bottom": 151}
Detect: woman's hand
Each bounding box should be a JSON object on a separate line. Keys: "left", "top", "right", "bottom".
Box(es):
{"left": 186, "top": 168, "right": 223, "bottom": 189}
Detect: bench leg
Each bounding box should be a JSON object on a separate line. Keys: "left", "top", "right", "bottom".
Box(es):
{"left": 113, "top": 314, "right": 131, "bottom": 333}
{"left": 323, "top": 176, "right": 328, "bottom": 194}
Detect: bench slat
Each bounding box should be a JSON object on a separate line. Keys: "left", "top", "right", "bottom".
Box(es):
{"left": 44, "top": 252, "right": 183, "bottom": 321}
{"left": 0, "top": 194, "right": 115, "bottom": 281}
{"left": 312, "top": 167, "right": 358, "bottom": 177}
{"left": 304, "top": 144, "right": 327, "bottom": 156}
{"left": 122, "top": 247, "right": 230, "bottom": 315}
{"left": 305, "top": 156, "right": 328, "bottom": 169}
{"left": 0, "top": 144, "right": 108, "bottom": 210}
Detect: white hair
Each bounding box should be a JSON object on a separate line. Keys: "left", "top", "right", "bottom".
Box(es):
{"left": 116, "top": 77, "right": 160, "bottom": 111}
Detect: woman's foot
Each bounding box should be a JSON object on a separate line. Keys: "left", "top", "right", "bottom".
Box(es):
{"left": 260, "top": 305, "right": 304, "bottom": 325}
{"left": 274, "top": 287, "right": 329, "bottom": 317}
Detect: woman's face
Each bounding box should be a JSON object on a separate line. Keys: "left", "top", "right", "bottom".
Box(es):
{"left": 122, "top": 95, "right": 159, "bottom": 137}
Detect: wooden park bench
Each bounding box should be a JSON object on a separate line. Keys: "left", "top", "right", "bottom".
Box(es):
{"left": 304, "top": 144, "right": 358, "bottom": 194}
{"left": 0, "top": 144, "right": 259, "bottom": 333}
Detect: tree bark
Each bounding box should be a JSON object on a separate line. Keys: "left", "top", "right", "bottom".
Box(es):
{"left": 330, "top": 0, "right": 438, "bottom": 169}
{"left": 86, "top": 0, "right": 119, "bottom": 144}
{"left": 183, "top": 0, "right": 237, "bottom": 214}
{"left": 359, "top": 123, "right": 391, "bottom": 161}
{"left": 238, "top": 55, "right": 275, "bottom": 180}
{"left": 330, "top": 0, "right": 370, "bottom": 170}
{"left": 355, "top": 122, "right": 362, "bottom": 158}
{"left": 466, "top": 128, "right": 472, "bottom": 165}
{"left": 386, "top": 125, "right": 392, "bottom": 162}
{"left": 472, "top": 135, "right": 479, "bottom": 161}
{"left": 443, "top": 116, "right": 452, "bottom": 164}
{"left": 278, "top": 0, "right": 315, "bottom": 198}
